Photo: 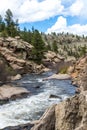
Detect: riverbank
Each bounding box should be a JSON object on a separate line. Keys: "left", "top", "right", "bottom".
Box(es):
{"left": 31, "top": 55, "right": 87, "bottom": 130}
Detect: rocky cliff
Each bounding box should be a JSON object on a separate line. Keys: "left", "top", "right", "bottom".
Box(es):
{"left": 0, "top": 36, "right": 66, "bottom": 78}
{"left": 0, "top": 37, "right": 47, "bottom": 76}
{"left": 31, "top": 55, "right": 87, "bottom": 130}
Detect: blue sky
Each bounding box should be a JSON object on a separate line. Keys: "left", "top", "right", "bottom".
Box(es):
{"left": 20, "top": 16, "right": 58, "bottom": 32}
{"left": 0, "top": 0, "right": 87, "bottom": 35}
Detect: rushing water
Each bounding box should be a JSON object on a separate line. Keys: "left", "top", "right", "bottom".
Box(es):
{"left": 0, "top": 72, "right": 75, "bottom": 129}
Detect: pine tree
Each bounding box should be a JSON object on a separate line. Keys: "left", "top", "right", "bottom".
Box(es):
{"left": 31, "top": 29, "right": 45, "bottom": 63}
{"left": 0, "top": 15, "right": 5, "bottom": 33}
{"left": 4, "top": 9, "right": 19, "bottom": 37}
{"left": 52, "top": 40, "right": 58, "bottom": 53}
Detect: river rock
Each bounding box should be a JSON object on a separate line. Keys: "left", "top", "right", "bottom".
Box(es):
{"left": 49, "top": 94, "right": 62, "bottom": 99}
{"left": 11, "top": 74, "right": 22, "bottom": 81}
{"left": 0, "top": 84, "right": 30, "bottom": 101}
{"left": 35, "top": 86, "right": 40, "bottom": 89}
{"left": 2, "top": 123, "right": 34, "bottom": 130}
{"left": 43, "top": 73, "right": 71, "bottom": 80}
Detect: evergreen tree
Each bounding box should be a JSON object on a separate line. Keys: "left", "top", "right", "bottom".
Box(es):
{"left": 4, "top": 9, "right": 19, "bottom": 37}
{"left": 0, "top": 15, "right": 5, "bottom": 33}
{"left": 31, "top": 29, "right": 45, "bottom": 63}
{"left": 20, "top": 28, "right": 32, "bottom": 43}
{"left": 52, "top": 40, "right": 58, "bottom": 53}
{"left": 46, "top": 42, "right": 51, "bottom": 51}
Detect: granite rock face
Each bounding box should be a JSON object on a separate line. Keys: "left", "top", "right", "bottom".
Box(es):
{"left": 31, "top": 105, "right": 56, "bottom": 130}
{"left": 31, "top": 56, "right": 87, "bottom": 130}
{"left": 0, "top": 37, "right": 46, "bottom": 75}
{"left": 55, "top": 93, "right": 87, "bottom": 130}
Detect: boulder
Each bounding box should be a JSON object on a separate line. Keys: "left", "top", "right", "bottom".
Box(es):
{"left": 31, "top": 105, "right": 56, "bottom": 130}
{"left": 43, "top": 73, "right": 71, "bottom": 80}
{"left": 55, "top": 92, "right": 87, "bottom": 130}
{"left": 2, "top": 123, "right": 34, "bottom": 130}
{"left": 67, "top": 66, "right": 74, "bottom": 74}
{"left": 11, "top": 74, "right": 22, "bottom": 81}
{"left": 49, "top": 94, "right": 62, "bottom": 99}
{"left": 0, "top": 84, "right": 30, "bottom": 101}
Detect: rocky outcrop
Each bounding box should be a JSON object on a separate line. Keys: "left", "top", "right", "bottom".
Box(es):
{"left": 31, "top": 56, "right": 87, "bottom": 130}
{"left": 55, "top": 92, "right": 87, "bottom": 130}
{"left": 0, "top": 37, "right": 47, "bottom": 75}
{"left": 31, "top": 92, "right": 87, "bottom": 130}
{"left": 71, "top": 56, "right": 87, "bottom": 90}
{"left": 0, "top": 52, "right": 16, "bottom": 82}
{"left": 31, "top": 105, "right": 56, "bottom": 130}
{"left": 43, "top": 51, "right": 64, "bottom": 69}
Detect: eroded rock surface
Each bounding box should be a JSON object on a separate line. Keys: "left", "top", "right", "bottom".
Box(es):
{"left": 31, "top": 56, "right": 87, "bottom": 130}
{"left": 0, "top": 37, "right": 47, "bottom": 74}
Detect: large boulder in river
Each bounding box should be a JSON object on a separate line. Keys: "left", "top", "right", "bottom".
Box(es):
{"left": 0, "top": 84, "right": 30, "bottom": 101}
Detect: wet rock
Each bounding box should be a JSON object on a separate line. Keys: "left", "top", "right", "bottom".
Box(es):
{"left": 2, "top": 123, "right": 34, "bottom": 130}
{"left": 49, "top": 94, "right": 62, "bottom": 99}
{"left": 35, "top": 86, "right": 40, "bottom": 89}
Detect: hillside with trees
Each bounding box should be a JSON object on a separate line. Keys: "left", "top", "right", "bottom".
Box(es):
{"left": 0, "top": 9, "right": 87, "bottom": 66}
{"left": 42, "top": 32, "right": 87, "bottom": 59}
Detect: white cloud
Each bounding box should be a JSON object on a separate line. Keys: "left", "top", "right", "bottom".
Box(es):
{"left": 46, "top": 16, "right": 87, "bottom": 36}
{"left": 0, "top": 0, "right": 64, "bottom": 23}
{"left": 0, "top": 0, "right": 87, "bottom": 36}
{"left": 69, "top": 0, "right": 84, "bottom": 16}
{"left": 0, "top": 0, "right": 87, "bottom": 23}
{"left": 46, "top": 16, "right": 67, "bottom": 33}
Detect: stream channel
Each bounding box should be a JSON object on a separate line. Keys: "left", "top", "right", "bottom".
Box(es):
{"left": 0, "top": 71, "right": 76, "bottom": 129}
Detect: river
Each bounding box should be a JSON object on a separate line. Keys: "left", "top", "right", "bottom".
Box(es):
{"left": 0, "top": 72, "right": 75, "bottom": 129}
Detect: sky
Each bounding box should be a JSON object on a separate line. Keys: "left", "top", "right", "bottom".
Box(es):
{"left": 0, "top": 0, "right": 87, "bottom": 35}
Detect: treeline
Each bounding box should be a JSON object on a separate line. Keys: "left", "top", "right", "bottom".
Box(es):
{"left": 42, "top": 32, "right": 87, "bottom": 58}
{"left": 0, "top": 9, "right": 87, "bottom": 62}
